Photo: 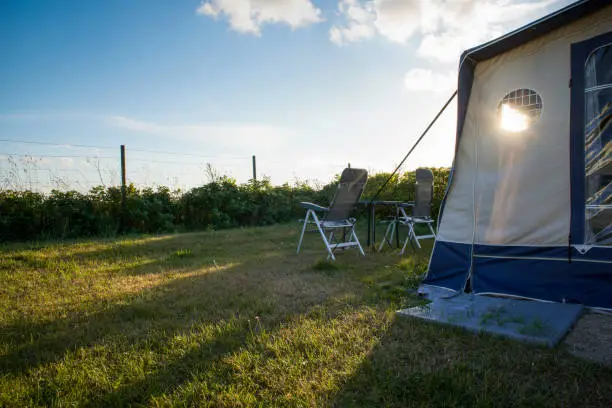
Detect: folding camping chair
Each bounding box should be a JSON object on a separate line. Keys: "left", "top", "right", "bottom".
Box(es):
{"left": 296, "top": 168, "right": 367, "bottom": 260}
{"left": 379, "top": 168, "right": 437, "bottom": 254}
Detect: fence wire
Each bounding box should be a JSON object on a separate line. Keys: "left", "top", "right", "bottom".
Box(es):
{"left": 0, "top": 140, "right": 348, "bottom": 193}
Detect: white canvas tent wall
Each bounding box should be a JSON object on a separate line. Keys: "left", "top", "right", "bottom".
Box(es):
{"left": 424, "top": 0, "right": 612, "bottom": 310}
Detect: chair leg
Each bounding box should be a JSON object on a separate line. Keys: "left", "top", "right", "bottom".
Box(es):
{"left": 410, "top": 223, "right": 422, "bottom": 249}
{"left": 400, "top": 222, "right": 419, "bottom": 255}
{"left": 378, "top": 221, "right": 394, "bottom": 252}
{"left": 326, "top": 231, "right": 337, "bottom": 259}
{"left": 400, "top": 233, "right": 411, "bottom": 255}
{"left": 296, "top": 210, "right": 311, "bottom": 254}
{"left": 311, "top": 213, "right": 335, "bottom": 261}
{"left": 351, "top": 226, "right": 366, "bottom": 256}
{"left": 427, "top": 222, "right": 436, "bottom": 238}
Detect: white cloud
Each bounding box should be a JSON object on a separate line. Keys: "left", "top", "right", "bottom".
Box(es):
{"left": 331, "top": 0, "right": 563, "bottom": 63}
{"left": 197, "top": 0, "right": 323, "bottom": 35}
{"left": 418, "top": 0, "right": 561, "bottom": 64}
{"left": 332, "top": 0, "right": 566, "bottom": 93}
{"left": 329, "top": 22, "right": 376, "bottom": 46}
{"left": 373, "top": 0, "right": 422, "bottom": 43}
{"left": 404, "top": 69, "right": 456, "bottom": 93}
{"left": 109, "top": 116, "right": 295, "bottom": 152}
{"left": 328, "top": 0, "right": 376, "bottom": 45}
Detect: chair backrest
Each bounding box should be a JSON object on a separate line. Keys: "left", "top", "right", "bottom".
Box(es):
{"left": 413, "top": 168, "right": 434, "bottom": 218}
{"left": 325, "top": 168, "right": 368, "bottom": 222}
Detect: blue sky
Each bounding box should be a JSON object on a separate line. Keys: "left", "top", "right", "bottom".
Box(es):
{"left": 0, "top": 0, "right": 572, "bottom": 191}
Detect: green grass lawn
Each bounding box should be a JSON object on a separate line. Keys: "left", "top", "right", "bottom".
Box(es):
{"left": 1, "top": 223, "right": 611, "bottom": 407}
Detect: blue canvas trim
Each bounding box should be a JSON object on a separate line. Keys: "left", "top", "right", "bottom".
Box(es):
{"left": 456, "top": 56, "right": 475, "bottom": 146}
{"left": 462, "top": 0, "right": 608, "bottom": 64}
{"left": 425, "top": 242, "right": 611, "bottom": 308}
{"left": 472, "top": 256, "right": 612, "bottom": 309}
{"left": 474, "top": 244, "right": 567, "bottom": 258}
{"left": 570, "top": 39, "right": 586, "bottom": 244}
{"left": 423, "top": 241, "right": 471, "bottom": 291}
{"left": 574, "top": 246, "right": 612, "bottom": 261}
{"left": 569, "top": 31, "right": 612, "bottom": 245}
{"left": 474, "top": 244, "right": 611, "bottom": 262}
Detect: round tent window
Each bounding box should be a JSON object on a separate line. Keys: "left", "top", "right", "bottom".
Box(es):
{"left": 498, "top": 88, "right": 542, "bottom": 132}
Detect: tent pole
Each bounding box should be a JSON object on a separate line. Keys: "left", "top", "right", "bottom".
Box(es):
{"left": 333, "top": 90, "right": 457, "bottom": 257}
{"left": 368, "top": 90, "right": 458, "bottom": 204}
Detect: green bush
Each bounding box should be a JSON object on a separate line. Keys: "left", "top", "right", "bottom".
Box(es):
{"left": 0, "top": 168, "right": 450, "bottom": 242}
{"left": 0, "top": 190, "right": 45, "bottom": 241}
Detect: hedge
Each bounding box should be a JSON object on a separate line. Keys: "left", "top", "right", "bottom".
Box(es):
{"left": 0, "top": 168, "right": 450, "bottom": 242}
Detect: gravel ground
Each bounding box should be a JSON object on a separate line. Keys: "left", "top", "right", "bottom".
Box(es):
{"left": 564, "top": 312, "right": 612, "bottom": 366}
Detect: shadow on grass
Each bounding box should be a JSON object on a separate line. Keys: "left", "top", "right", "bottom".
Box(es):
{"left": 330, "top": 315, "right": 612, "bottom": 408}
{"left": 1, "top": 262, "right": 235, "bottom": 374}
{"left": 82, "top": 314, "right": 254, "bottom": 407}
{"left": 83, "top": 267, "right": 407, "bottom": 407}
{"left": 0, "top": 228, "right": 333, "bottom": 368}
{"left": 1, "top": 229, "right": 375, "bottom": 406}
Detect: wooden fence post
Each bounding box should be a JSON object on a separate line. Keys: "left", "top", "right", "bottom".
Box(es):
{"left": 252, "top": 155, "right": 257, "bottom": 181}
{"left": 120, "top": 145, "right": 127, "bottom": 232}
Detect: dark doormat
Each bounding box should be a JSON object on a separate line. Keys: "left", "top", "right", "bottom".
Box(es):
{"left": 398, "top": 285, "right": 584, "bottom": 347}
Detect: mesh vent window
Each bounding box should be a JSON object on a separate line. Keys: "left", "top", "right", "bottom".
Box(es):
{"left": 498, "top": 89, "right": 543, "bottom": 132}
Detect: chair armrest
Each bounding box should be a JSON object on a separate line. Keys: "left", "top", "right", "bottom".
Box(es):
{"left": 299, "top": 202, "right": 329, "bottom": 212}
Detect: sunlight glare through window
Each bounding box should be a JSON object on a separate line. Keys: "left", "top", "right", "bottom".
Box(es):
{"left": 498, "top": 89, "right": 542, "bottom": 133}
{"left": 500, "top": 103, "right": 530, "bottom": 132}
